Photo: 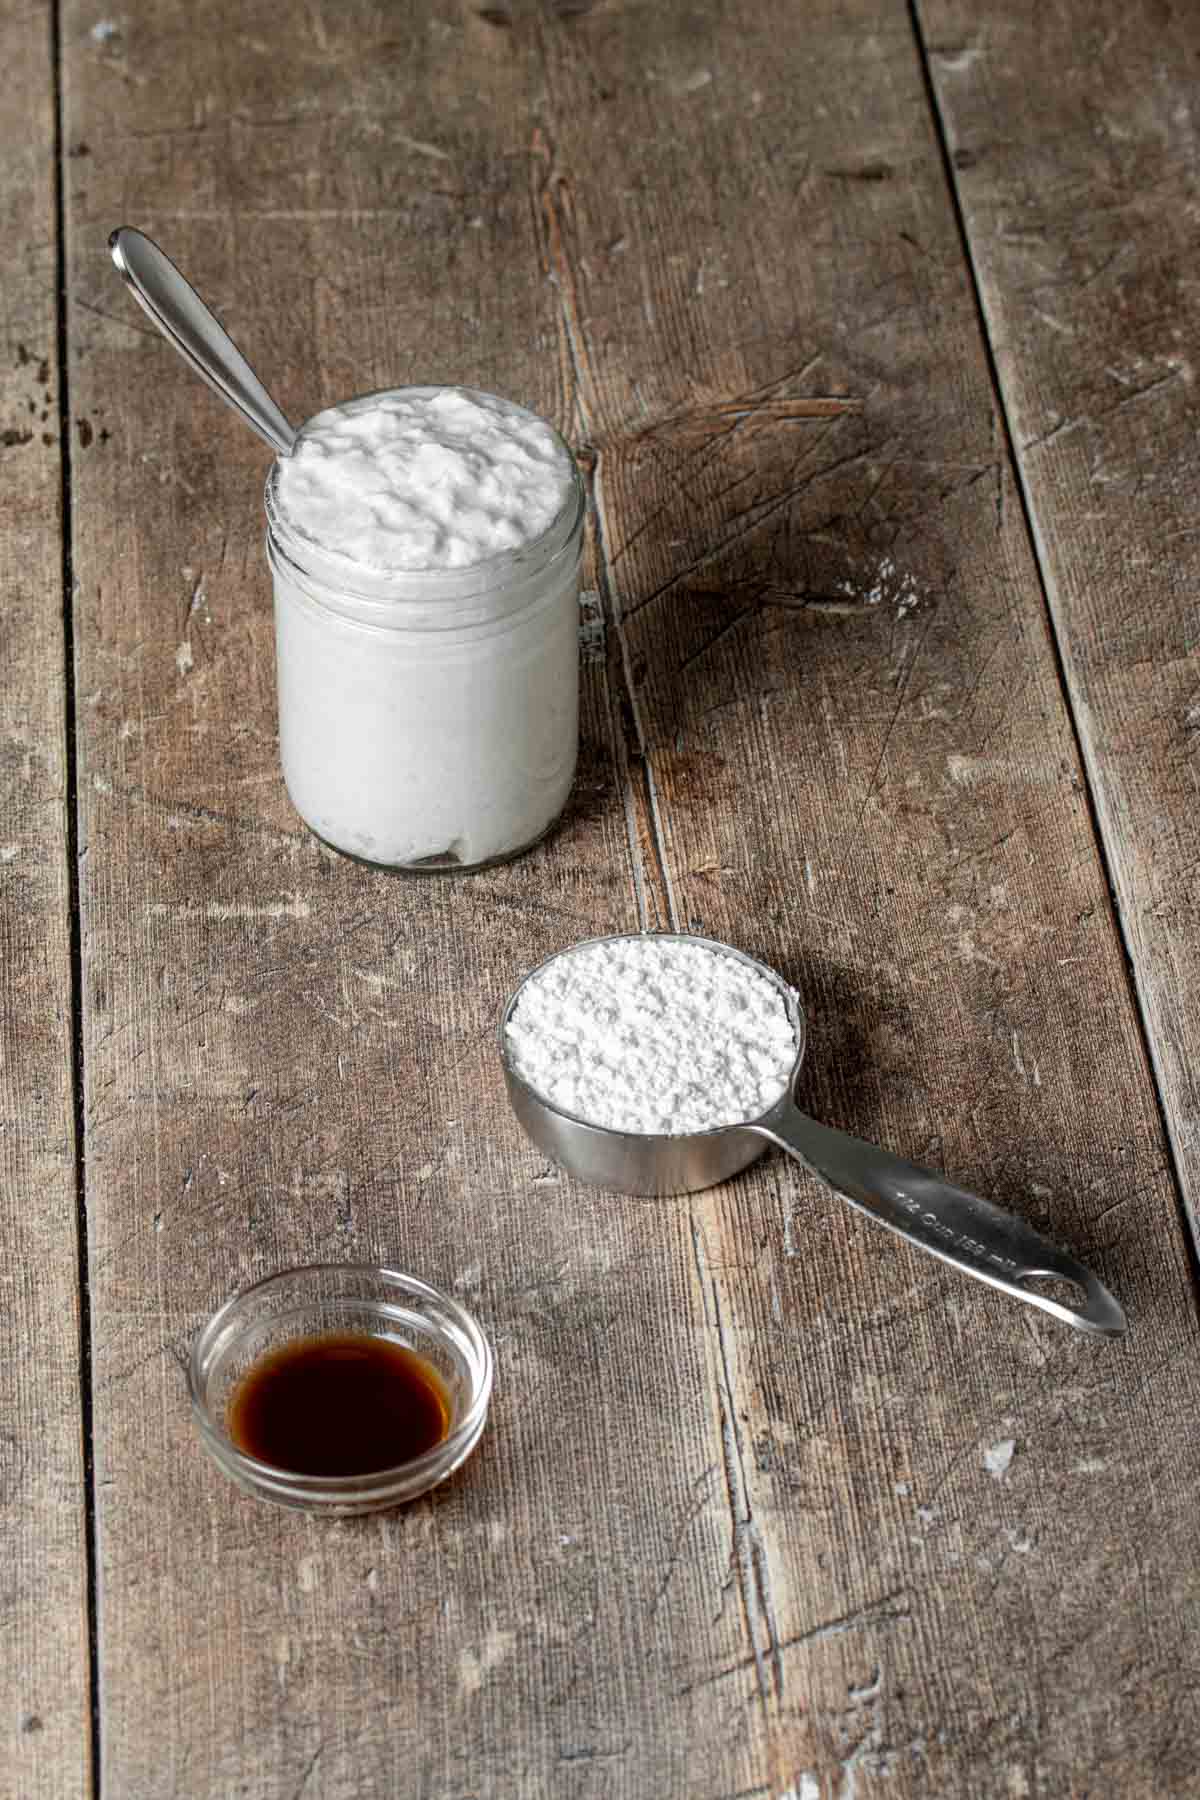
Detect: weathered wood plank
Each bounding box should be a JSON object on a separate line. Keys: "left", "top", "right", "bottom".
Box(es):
{"left": 0, "top": 2, "right": 90, "bottom": 1794}
{"left": 65, "top": 1, "right": 1200, "bottom": 1797}
{"left": 536, "top": 0, "right": 1200, "bottom": 1794}
{"left": 914, "top": 0, "right": 1200, "bottom": 1237}
{"left": 66, "top": 3, "right": 742, "bottom": 1796}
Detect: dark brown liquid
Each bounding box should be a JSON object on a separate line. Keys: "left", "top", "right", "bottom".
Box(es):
{"left": 228, "top": 1333, "right": 450, "bottom": 1477}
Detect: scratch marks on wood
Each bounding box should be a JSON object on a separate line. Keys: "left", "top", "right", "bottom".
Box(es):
{"left": 784, "top": 1592, "right": 912, "bottom": 1651}
{"left": 531, "top": 124, "right": 677, "bottom": 927}
{"left": 856, "top": 603, "right": 939, "bottom": 827}
{"left": 74, "top": 296, "right": 158, "bottom": 341}
{"left": 591, "top": 395, "right": 863, "bottom": 451}
{"left": 930, "top": 42, "right": 982, "bottom": 73}
{"left": 1030, "top": 306, "right": 1075, "bottom": 338}
{"left": 391, "top": 131, "right": 451, "bottom": 162}
{"left": 574, "top": 445, "right": 676, "bottom": 927}
{"left": 558, "top": 1739, "right": 632, "bottom": 1765}
{"left": 649, "top": 1462, "right": 721, "bottom": 1619}
{"left": 90, "top": 775, "right": 313, "bottom": 853}
{"left": 1020, "top": 414, "right": 1087, "bottom": 455}
{"left": 678, "top": 1591, "right": 911, "bottom": 1696}
{"left": 145, "top": 894, "right": 311, "bottom": 922}
{"left": 690, "top": 1213, "right": 784, "bottom": 1714}
{"left": 530, "top": 124, "right": 600, "bottom": 441}
{"left": 622, "top": 440, "right": 869, "bottom": 621}
{"left": 675, "top": 606, "right": 757, "bottom": 677}
{"left": 289, "top": 1742, "right": 324, "bottom": 1800}
{"left": 1092, "top": 364, "right": 1187, "bottom": 419}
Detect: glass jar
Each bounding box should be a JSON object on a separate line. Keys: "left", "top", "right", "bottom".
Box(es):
{"left": 263, "top": 388, "right": 585, "bottom": 873}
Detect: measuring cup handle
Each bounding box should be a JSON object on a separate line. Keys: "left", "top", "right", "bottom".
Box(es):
{"left": 749, "top": 1101, "right": 1126, "bottom": 1336}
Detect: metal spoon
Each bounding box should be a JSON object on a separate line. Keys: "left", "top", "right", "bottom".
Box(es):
{"left": 108, "top": 226, "right": 296, "bottom": 457}
{"left": 499, "top": 933, "right": 1127, "bottom": 1337}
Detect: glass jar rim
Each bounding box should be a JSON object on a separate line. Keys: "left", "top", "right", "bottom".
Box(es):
{"left": 188, "top": 1262, "right": 494, "bottom": 1499}
{"left": 264, "top": 384, "right": 585, "bottom": 610}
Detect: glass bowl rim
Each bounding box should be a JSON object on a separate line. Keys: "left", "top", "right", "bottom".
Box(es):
{"left": 187, "top": 1262, "right": 494, "bottom": 1495}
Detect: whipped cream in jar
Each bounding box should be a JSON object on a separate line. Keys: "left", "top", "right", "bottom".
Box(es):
{"left": 264, "top": 386, "right": 583, "bottom": 872}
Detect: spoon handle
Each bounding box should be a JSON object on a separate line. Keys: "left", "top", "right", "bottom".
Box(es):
{"left": 108, "top": 227, "right": 297, "bottom": 458}
{"left": 750, "top": 1100, "right": 1126, "bottom": 1336}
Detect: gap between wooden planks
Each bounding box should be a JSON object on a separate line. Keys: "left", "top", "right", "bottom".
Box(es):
{"left": 0, "top": 1, "right": 91, "bottom": 1796}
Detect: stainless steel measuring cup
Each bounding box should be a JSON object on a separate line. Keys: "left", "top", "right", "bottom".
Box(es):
{"left": 498, "top": 933, "right": 1126, "bottom": 1337}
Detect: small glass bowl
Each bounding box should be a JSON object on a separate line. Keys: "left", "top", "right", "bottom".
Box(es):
{"left": 188, "top": 1264, "right": 493, "bottom": 1514}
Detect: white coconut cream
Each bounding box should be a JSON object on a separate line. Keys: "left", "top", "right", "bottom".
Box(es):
{"left": 265, "top": 387, "right": 583, "bottom": 871}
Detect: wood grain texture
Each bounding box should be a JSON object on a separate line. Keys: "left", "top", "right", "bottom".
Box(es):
{"left": 508, "top": 2, "right": 1200, "bottom": 1794}
{"left": 63, "top": 1, "right": 1200, "bottom": 1797}
{"left": 66, "top": 4, "right": 735, "bottom": 1796}
{"left": 914, "top": 0, "right": 1200, "bottom": 1234}
{"left": 0, "top": 2, "right": 90, "bottom": 1794}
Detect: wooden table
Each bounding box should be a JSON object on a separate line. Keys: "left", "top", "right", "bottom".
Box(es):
{"left": 7, "top": 1, "right": 1200, "bottom": 1793}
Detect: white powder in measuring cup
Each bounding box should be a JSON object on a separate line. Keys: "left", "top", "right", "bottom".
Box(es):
{"left": 504, "top": 936, "right": 799, "bottom": 1135}
{"left": 274, "top": 388, "right": 574, "bottom": 570}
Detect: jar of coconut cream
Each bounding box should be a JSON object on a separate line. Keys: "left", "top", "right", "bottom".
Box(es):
{"left": 264, "top": 386, "right": 583, "bottom": 872}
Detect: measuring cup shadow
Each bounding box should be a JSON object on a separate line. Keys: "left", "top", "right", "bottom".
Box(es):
{"left": 755, "top": 941, "right": 895, "bottom": 1132}
{"left": 769, "top": 944, "right": 1091, "bottom": 1270}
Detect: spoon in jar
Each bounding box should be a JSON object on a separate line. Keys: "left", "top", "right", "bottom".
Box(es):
{"left": 108, "top": 226, "right": 296, "bottom": 457}
{"left": 499, "top": 933, "right": 1127, "bottom": 1337}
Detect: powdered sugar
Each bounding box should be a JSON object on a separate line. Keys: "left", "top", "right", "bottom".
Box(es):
{"left": 504, "top": 936, "right": 799, "bottom": 1135}
{"left": 836, "top": 555, "right": 920, "bottom": 616}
